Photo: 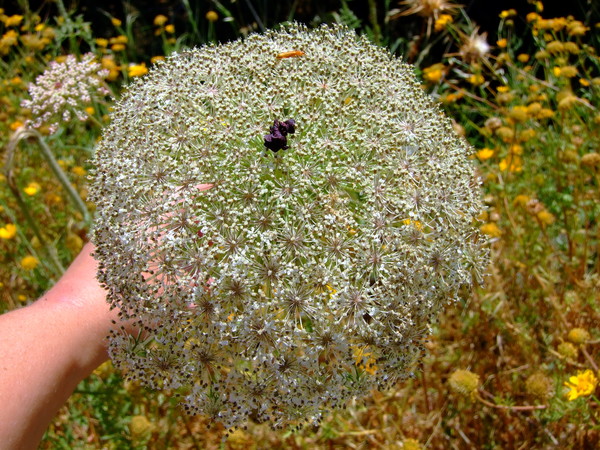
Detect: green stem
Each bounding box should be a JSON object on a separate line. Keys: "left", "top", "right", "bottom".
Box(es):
{"left": 5, "top": 128, "right": 91, "bottom": 224}
{"left": 3, "top": 169, "right": 65, "bottom": 276}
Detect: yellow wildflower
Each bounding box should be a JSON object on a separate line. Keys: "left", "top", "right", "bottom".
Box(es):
{"left": 526, "top": 12, "right": 539, "bottom": 22}
{"left": 434, "top": 14, "right": 453, "bottom": 32}
{"left": 537, "top": 108, "right": 554, "bottom": 119}
{"left": 546, "top": 40, "right": 564, "bottom": 55}
{"left": 165, "top": 24, "right": 175, "bottom": 34}
{"left": 558, "top": 94, "right": 579, "bottom": 111}
{"left": 110, "top": 35, "right": 128, "bottom": 44}
{"left": 449, "top": 369, "right": 480, "bottom": 397}
{"left": 9, "top": 120, "right": 24, "bottom": 131}
{"left": 567, "top": 328, "right": 590, "bottom": 344}
{"left": 18, "top": 294, "right": 27, "bottom": 303}
{"left": 564, "top": 370, "right": 598, "bottom": 401}
{"left": 24, "top": 182, "right": 41, "bottom": 196}
{"left": 72, "top": 166, "right": 87, "bottom": 176}
{"left": 84, "top": 106, "right": 95, "bottom": 115}
{"left": 497, "top": 38, "right": 507, "bottom": 48}
{"left": 129, "top": 415, "right": 155, "bottom": 439}
{"left": 513, "top": 195, "right": 530, "bottom": 207}
{"left": 525, "top": 373, "right": 553, "bottom": 400}
{"left": 536, "top": 210, "right": 555, "bottom": 225}
{"left": 151, "top": 56, "right": 165, "bottom": 64}
{"left": 402, "top": 438, "right": 423, "bottom": 450}
{"left": 111, "top": 17, "right": 122, "bottom": 27}
{"left": 508, "top": 105, "right": 529, "bottom": 122}
{"left": 495, "top": 126, "right": 514, "bottom": 142}
{"left": 153, "top": 14, "right": 169, "bottom": 26}
{"left": 567, "top": 21, "right": 588, "bottom": 36}
{"left": 476, "top": 148, "right": 494, "bottom": 161}
{"left": 517, "top": 53, "right": 530, "bottom": 63}
{"left": 558, "top": 66, "right": 577, "bottom": 78}
{"left": 496, "top": 86, "right": 509, "bottom": 93}
{"left": 128, "top": 63, "right": 148, "bottom": 77}
{"left": 4, "top": 15, "right": 24, "bottom": 27}
{"left": 96, "top": 38, "right": 108, "bottom": 47}
{"left": 480, "top": 222, "right": 501, "bottom": 238}
{"left": 1, "top": 29, "right": 19, "bottom": 52}
{"left": 564, "top": 42, "right": 579, "bottom": 54}
{"left": 558, "top": 342, "right": 578, "bottom": 359}
{"left": 467, "top": 73, "right": 484, "bottom": 86}
{"left": 581, "top": 152, "right": 600, "bottom": 168}
{"left": 519, "top": 128, "right": 536, "bottom": 142}
{"left": 111, "top": 43, "right": 126, "bottom": 52}
{"left": 509, "top": 144, "right": 523, "bottom": 155}
{"left": 422, "top": 64, "right": 444, "bottom": 83}
{"left": 20, "top": 255, "right": 39, "bottom": 270}
{"left": 499, "top": 9, "right": 516, "bottom": 19}
{"left": 499, "top": 156, "right": 523, "bottom": 172}
{"left": 579, "top": 78, "right": 590, "bottom": 87}
{"left": 0, "top": 223, "right": 17, "bottom": 239}
{"left": 206, "top": 11, "right": 219, "bottom": 22}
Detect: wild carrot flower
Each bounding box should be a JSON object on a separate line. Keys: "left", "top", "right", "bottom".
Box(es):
{"left": 564, "top": 370, "right": 598, "bottom": 401}
{"left": 20, "top": 53, "right": 109, "bottom": 134}
{"left": 91, "top": 23, "right": 487, "bottom": 430}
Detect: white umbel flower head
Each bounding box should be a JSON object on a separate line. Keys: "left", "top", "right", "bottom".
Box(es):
{"left": 21, "top": 53, "right": 109, "bottom": 133}
{"left": 91, "top": 23, "right": 487, "bottom": 430}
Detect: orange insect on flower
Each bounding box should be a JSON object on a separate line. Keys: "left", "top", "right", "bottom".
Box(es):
{"left": 276, "top": 50, "right": 305, "bottom": 59}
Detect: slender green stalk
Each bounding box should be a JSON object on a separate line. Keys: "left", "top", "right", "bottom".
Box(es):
{"left": 5, "top": 128, "right": 91, "bottom": 224}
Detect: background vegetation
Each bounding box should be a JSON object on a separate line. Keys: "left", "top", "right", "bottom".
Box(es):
{"left": 1, "top": 0, "right": 599, "bottom": 447}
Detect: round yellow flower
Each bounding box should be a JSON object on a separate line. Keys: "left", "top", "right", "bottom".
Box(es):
{"left": 3, "top": 15, "right": 24, "bottom": 27}
{"left": 24, "top": 182, "right": 41, "bottom": 196}
{"left": 165, "top": 24, "right": 175, "bottom": 34}
{"left": 567, "top": 328, "right": 590, "bottom": 344}
{"left": 557, "top": 342, "right": 578, "bottom": 359}
{"left": 525, "top": 372, "right": 553, "bottom": 399}
{"left": 20, "top": 255, "right": 39, "bottom": 271}
{"left": 422, "top": 64, "right": 444, "bottom": 83}
{"left": 480, "top": 222, "right": 501, "bottom": 238}
{"left": 536, "top": 210, "right": 555, "bottom": 225}
{"left": 449, "top": 369, "right": 480, "bottom": 397}
{"left": 434, "top": 14, "right": 453, "bottom": 32}
{"left": 153, "top": 14, "right": 169, "bottom": 27}
{"left": 111, "top": 18, "right": 122, "bottom": 27}
{"left": 129, "top": 415, "right": 155, "bottom": 439}
{"left": 476, "top": 148, "right": 494, "bottom": 161}
{"left": 72, "top": 166, "right": 87, "bottom": 176}
{"left": 206, "top": 11, "right": 219, "bottom": 22}
{"left": 0, "top": 223, "right": 17, "bottom": 239}
{"left": 128, "top": 63, "right": 148, "bottom": 77}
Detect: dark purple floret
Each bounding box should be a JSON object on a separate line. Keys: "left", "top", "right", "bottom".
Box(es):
{"left": 264, "top": 119, "right": 296, "bottom": 153}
